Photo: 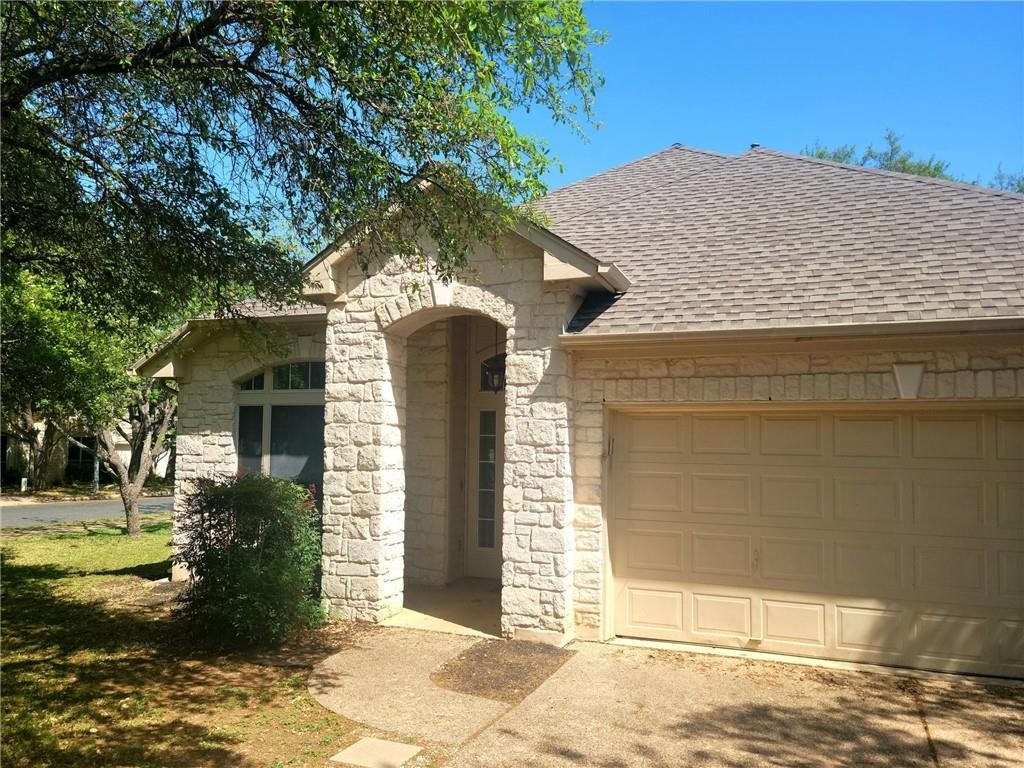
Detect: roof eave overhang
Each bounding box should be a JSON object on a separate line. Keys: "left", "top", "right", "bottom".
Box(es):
{"left": 515, "top": 221, "right": 631, "bottom": 294}
{"left": 133, "top": 313, "right": 327, "bottom": 379}
{"left": 302, "top": 239, "right": 355, "bottom": 303}
{"left": 560, "top": 317, "right": 1024, "bottom": 353}
{"left": 300, "top": 219, "right": 632, "bottom": 303}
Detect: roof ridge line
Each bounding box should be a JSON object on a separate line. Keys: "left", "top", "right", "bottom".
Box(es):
{"left": 543, "top": 143, "right": 733, "bottom": 199}
{"left": 749, "top": 147, "right": 1024, "bottom": 201}
{"left": 667, "top": 143, "right": 732, "bottom": 159}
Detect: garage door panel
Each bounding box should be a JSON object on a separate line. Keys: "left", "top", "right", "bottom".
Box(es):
{"left": 760, "top": 536, "right": 825, "bottom": 584}
{"left": 835, "top": 539, "right": 905, "bottom": 594}
{"left": 620, "top": 587, "right": 685, "bottom": 640}
{"left": 693, "top": 593, "right": 752, "bottom": 638}
{"left": 834, "top": 473, "right": 904, "bottom": 524}
{"left": 834, "top": 414, "right": 902, "bottom": 457}
{"left": 691, "top": 532, "right": 753, "bottom": 578}
{"left": 761, "top": 474, "right": 825, "bottom": 519}
{"left": 691, "top": 473, "right": 751, "bottom": 516}
{"left": 911, "top": 613, "right": 989, "bottom": 662}
{"left": 629, "top": 415, "right": 683, "bottom": 452}
{"left": 913, "top": 544, "right": 987, "bottom": 596}
{"left": 760, "top": 414, "right": 823, "bottom": 456}
{"left": 624, "top": 529, "right": 684, "bottom": 574}
{"left": 997, "top": 482, "right": 1023, "bottom": 527}
{"left": 691, "top": 414, "right": 752, "bottom": 454}
{"left": 912, "top": 479, "right": 985, "bottom": 527}
{"left": 996, "top": 415, "right": 1024, "bottom": 459}
{"left": 997, "top": 551, "right": 1024, "bottom": 597}
{"left": 997, "top": 621, "right": 1024, "bottom": 668}
{"left": 763, "top": 599, "right": 826, "bottom": 647}
{"left": 625, "top": 470, "right": 683, "bottom": 515}
{"left": 835, "top": 605, "right": 907, "bottom": 656}
{"left": 612, "top": 407, "right": 1024, "bottom": 677}
{"left": 912, "top": 414, "right": 984, "bottom": 459}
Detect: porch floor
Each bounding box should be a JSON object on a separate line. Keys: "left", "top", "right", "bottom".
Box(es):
{"left": 381, "top": 578, "right": 501, "bottom": 638}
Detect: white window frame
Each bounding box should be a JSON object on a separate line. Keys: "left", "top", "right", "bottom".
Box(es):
{"left": 235, "top": 362, "right": 326, "bottom": 476}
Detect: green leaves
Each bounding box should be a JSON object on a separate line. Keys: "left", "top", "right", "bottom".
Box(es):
{"left": 2, "top": 1, "right": 603, "bottom": 321}
{"left": 175, "top": 474, "right": 325, "bottom": 648}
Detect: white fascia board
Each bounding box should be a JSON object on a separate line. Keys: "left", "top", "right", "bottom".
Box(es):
{"left": 518, "top": 221, "right": 631, "bottom": 293}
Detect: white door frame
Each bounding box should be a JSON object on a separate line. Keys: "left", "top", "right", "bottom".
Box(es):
{"left": 465, "top": 320, "right": 506, "bottom": 579}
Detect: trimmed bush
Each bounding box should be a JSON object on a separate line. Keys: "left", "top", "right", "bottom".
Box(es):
{"left": 174, "top": 474, "right": 325, "bottom": 648}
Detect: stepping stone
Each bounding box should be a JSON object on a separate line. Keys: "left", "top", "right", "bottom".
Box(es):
{"left": 329, "top": 737, "right": 422, "bottom": 768}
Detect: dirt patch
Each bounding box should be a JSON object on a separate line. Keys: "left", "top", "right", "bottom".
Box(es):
{"left": 431, "top": 639, "right": 574, "bottom": 703}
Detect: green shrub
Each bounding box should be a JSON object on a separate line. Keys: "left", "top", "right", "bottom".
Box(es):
{"left": 174, "top": 474, "right": 325, "bottom": 648}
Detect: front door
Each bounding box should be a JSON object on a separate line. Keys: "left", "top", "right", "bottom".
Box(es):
{"left": 466, "top": 390, "right": 504, "bottom": 578}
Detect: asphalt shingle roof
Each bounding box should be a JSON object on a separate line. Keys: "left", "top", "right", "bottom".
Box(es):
{"left": 535, "top": 145, "right": 1024, "bottom": 335}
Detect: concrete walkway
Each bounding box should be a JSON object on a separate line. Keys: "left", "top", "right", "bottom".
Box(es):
{"left": 309, "top": 629, "right": 510, "bottom": 745}
{"left": 311, "top": 627, "right": 1023, "bottom": 767}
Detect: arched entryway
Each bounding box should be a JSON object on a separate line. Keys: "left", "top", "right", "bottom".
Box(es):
{"left": 321, "top": 267, "right": 576, "bottom": 646}
{"left": 388, "top": 312, "right": 507, "bottom": 636}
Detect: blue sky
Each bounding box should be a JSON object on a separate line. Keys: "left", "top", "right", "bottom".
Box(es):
{"left": 517, "top": 2, "right": 1023, "bottom": 189}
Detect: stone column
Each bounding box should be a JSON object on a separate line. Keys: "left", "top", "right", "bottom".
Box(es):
{"left": 500, "top": 327, "right": 576, "bottom": 645}
{"left": 321, "top": 305, "right": 406, "bottom": 620}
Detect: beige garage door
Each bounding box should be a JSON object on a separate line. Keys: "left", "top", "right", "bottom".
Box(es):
{"left": 611, "top": 407, "right": 1024, "bottom": 677}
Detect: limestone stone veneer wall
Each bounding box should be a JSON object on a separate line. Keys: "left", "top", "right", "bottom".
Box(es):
{"left": 404, "top": 319, "right": 450, "bottom": 586}
{"left": 321, "top": 235, "right": 578, "bottom": 644}
{"left": 568, "top": 343, "right": 1024, "bottom": 638}
{"left": 170, "top": 326, "right": 327, "bottom": 579}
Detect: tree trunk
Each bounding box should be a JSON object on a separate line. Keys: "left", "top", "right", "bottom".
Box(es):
{"left": 122, "top": 485, "right": 142, "bottom": 536}
{"left": 35, "top": 421, "right": 59, "bottom": 490}
{"left": 52, "top": 380, "right": 176, "bottom": 536}
{"left": 164, "top": 439, "right": 176, "bottom": 481}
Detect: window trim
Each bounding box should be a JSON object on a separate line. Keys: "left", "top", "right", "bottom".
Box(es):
{"left": 235, "top": 362, "right": 325, "bottom": 475}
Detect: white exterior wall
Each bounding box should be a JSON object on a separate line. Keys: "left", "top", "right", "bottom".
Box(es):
{"left": 569, "top": 343, "right": 1024, "bottom": 638}
{"left": 404, "top": 319, "right": 450, "bottom": 585}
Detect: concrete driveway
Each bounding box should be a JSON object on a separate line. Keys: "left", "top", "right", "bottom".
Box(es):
{"left": 312, "top": 628, "right": 1023, "bottom": 768}
{"left": 0, "top": 496, "right": 173, "bottom": 528}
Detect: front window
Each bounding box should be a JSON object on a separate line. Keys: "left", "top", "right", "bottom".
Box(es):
{"left": 236, "top": 363, "right": 325, "bottom": 496}
{"left": 273, "top": 362, "right": 326, "bottom": 390}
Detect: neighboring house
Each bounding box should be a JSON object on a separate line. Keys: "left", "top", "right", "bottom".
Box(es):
{"left": 137, "top": 145, "right": 1024, "bottom": 677}
{"left": 0, "top": 425, "right": 170, "bottom": 488}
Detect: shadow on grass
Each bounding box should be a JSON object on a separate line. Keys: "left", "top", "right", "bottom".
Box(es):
{"left": 1, "top": 516, "right": 171, "bottom": 540}
{"left": 0, "top": 548, "right": 265, "bottom": 767}
{"left": 2, "top": 530, "right": 369, "bottom": 768}
{"left": 92, "top": 560, "right": 172, "bottom": 580}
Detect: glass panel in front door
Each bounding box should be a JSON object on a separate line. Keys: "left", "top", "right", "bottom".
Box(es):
{"left": 477, "top": 410, "right": 497, "bottom": 548}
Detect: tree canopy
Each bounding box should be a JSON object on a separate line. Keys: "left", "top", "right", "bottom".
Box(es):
{"left": 1, "top": 273, "right": 177, "bottom": 532}
{"left": 802, "top": 129, "right": 1023, "bottom": 192}
{"left": 1, "top": 0, "right": 604, "bottom": 322}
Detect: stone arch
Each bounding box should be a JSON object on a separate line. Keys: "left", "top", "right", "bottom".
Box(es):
{"left": 376, "top": 281, "right": 517, "bottom": 338}
{"left": 224, "top": 337, "right": 327, "bottom": 382}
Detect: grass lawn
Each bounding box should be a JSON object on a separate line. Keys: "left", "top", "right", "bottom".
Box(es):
{"left": 1, "top": 516, "right": 448, "bottom": 767}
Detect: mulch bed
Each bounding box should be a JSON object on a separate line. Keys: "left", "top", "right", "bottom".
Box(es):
{"left": 431, "top": 639, "right": 574, "bottom": 703}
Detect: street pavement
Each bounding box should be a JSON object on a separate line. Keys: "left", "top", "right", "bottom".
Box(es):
{"left": 0, "top": 496, "right": 173, "bottom": 528}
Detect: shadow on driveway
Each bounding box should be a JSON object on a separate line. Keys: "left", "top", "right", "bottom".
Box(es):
{"left": 448, "top": 644, "right": 1023, "bottom": 768}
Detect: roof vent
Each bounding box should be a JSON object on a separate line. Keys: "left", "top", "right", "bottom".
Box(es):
{"left": 750, "top": 143, "right": 761, "bottom": 149}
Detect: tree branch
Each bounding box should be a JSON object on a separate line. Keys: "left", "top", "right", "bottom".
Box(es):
{"left": 3, "top": 1, "right": 238, "bottom": 111}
